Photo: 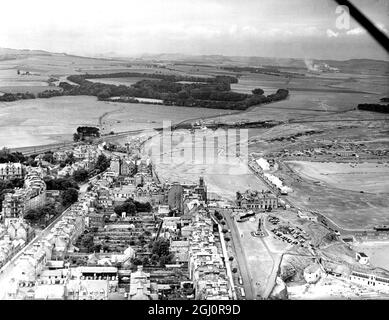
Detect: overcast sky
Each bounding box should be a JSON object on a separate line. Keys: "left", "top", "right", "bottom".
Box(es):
{"left": 0, "top": 0, "right": 388, "bottom": 60}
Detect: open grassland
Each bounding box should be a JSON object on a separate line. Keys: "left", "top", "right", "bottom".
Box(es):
{"left": 286, "top": 161, "right": 389, "bottom": 194}
{"left": 88, "top": 77, "right": 154, "bottom": 86}
{"left": 214, "top": 70, "right": 386, "bottom": 126}
{"left": 0, "top": 54, "right": 127, "bottom": 93}
{"left": 0, "top": 68, "right": 51, "bottom": 93}
{"left": 101, "top": 103, "right": 232, "bottom": 133}
{"left": 277, "top": 162, "right": 389, "bottom": 230}
{"left": 0, "top": 96, "right": 112, "bottom": 148}
{"left": 210, "top": 90, "right": 375, "bottom": 126}
{"left": 0, "top": 54, "right": 124, "bottom": 76}
{"left": 0, "top": 96, "right": 232, "bottom": 148}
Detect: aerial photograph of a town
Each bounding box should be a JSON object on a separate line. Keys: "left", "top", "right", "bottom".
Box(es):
{"left": 0, "top": 0, "right": 388, "bottom": 305}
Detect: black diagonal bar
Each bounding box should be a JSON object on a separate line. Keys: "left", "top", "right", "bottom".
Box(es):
{"left": 334, "top": 0, "right": 389, "bottom": 53}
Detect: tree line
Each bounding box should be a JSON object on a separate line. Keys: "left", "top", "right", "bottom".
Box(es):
{"left": 0, "top": 71, "right": 289, "bottom": 111}
{"left": 357, "top": 103, "right": 389, "bottom": 114}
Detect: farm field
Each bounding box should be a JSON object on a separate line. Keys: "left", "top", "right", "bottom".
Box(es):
{"left": 0, "top": 96, "right": 232, "bottom": 148}
{"left": 108, "top": 97, "right": 163, "bottom": 104}
{"left": 213, "top": 69, "right": 387, "bottom": 126}
{"left": 0, "top": 68, "right": 51, "bottom": 93}
{"left": 212, "top": 90, "right": 375, "bottom": 126}
{"left": 101, "top": 103, "right": 232, "bottom": 134}
{"left": 88, "top": 77, "right": 154, "bottom": 86}
{"left": 286, "top": 161, "right": 389, "bottom": 194}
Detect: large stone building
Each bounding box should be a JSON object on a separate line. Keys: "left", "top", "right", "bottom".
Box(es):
{"left": 236, "top": 189, "right": 278, "bottom": 210}
{"left": 0, "top": 162, "right": 25, "bottom": 180}
{"left": 73, "top": 145, "right": 100, "bottom": 161}
{"left": 168, "top": 177, "right": 207, "bottom": 214}
{"left": 128, "top": 265, "right": 158, "bottom": 300}
{"left": 109, "top": 157, "right": 136, "bottom": 177}
{"left": 167, "top": 183, "right": 183, "bottom": 212}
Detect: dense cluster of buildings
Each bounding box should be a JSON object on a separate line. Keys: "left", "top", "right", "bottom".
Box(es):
{"left": 1, "top": 168, "right": 47, "bottom": 222}
{"left": 1, "top": 191, "right": 95, "bottom": 299}
{"left": 188, "top": 210, "right": 231, "bottom": 300}
{"left": 0, "top": 218, "right": 34, "bottom": 268}
{"left": 57, "top": 145, "right": 101, "bottom": 177}
{"left": 0, "top": 136, "right": 232, "bottom": 300}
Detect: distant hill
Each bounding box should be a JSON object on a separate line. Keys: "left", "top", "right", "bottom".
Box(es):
{"left": 1, "top": 47, "right": 388, "bottom": 75}
{"left": 0, "top": 47, "right": 53, "bottom": 56}
{"left": 319, "top": 58, "right": 389, "bottom": 75}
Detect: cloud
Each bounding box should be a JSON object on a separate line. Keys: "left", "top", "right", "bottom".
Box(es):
{"left": 326, "top": 29, "right": 339, "bottom": 38}
{"left": 344, "top": 23, "right": 387, "bottom": 36}
{"left": 346, "top": 27, "right": 366, "bottom": 35}
{"left": 376, "top": 23, "right": 388, "bottom": 34}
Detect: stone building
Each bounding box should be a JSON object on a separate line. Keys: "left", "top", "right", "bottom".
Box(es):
{"left": 0, "top": 162, "right": 25, "bottom": 180}
{"left": 236, "top": 189, "right": 278, "bottom": 210}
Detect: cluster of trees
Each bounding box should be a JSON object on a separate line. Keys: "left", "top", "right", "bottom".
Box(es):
{"left": 73, "top": 126, "right": 100, "bottom": 141}
{"left": 150, "top": 238, "right": 174, "bottom": 267}
{"left": 95, "top": 154, "right": 110, "bottom": 173}
{"left": 72, "top": 169, "right": 89, "bottom": 182}
{"left": 0, "top": 148, "right": 37, "bottom": 167}
{"left": 357, "top": 103, "right": 389, "bottom": 114}
{"left": 41, "top": 151, "right": 55, "bottom": 164}
{"left": 44, "top": 177, "right": 79, "bottom": 190}
{"left": 77, "top": 231, "right": 101, "bottom": 252}
{"left": 266, "top": 89, "right": 289, "bottom": 102}
{"left": 70, "top": 72, "right": 238, "bottom": 84}
{"left": 61, "top": 188, "right": 79, "bottom": 207}
{"left": 0, "top": 89, "right": 62, "bottom": 102}
{"left": 0, "top": 149, "right": 25, "bottom": 163}
{"left": 113, "top": 198, "right": 152, "bottom": 216}
{"left": 214, "top": 211, "right": 223, "bottom": 220}
{"left": 0, "top": 92, "right": 35, "bottom": 102}
{"left": 130, "top": 238, "right": 175, "bottom": 267}
{"left": 59, "top": 74, "right": 236, "bottom": 104}
{"left": 24, "top": 203, "right": 58, "bottom": 224}
{"left": 103, "top": 143, "right": 127, "bottom": 153}
{"left": 0, "top": 70, "right": 289, "bottom": 111}
{"left": 163, "top": 87, "right": 288, "bottom": 110}
{"left": 43, "top": 177, "right": 79, "bottom": 207}
{"left": 37, "top": 90, "right": 63, "bottom": 98}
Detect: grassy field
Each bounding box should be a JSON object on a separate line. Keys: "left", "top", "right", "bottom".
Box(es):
{"left": 286, "top": 161, "right": 389, "bottom": 194}
{"left": 0, "top": 96, "right": 112, "bottom": 148}
{"left": 88, "top": 77, "right": 153, "bottom": 86}
{"left": 277, "top": 162, "right": 389, "bottom": 230}
{"left": 101, "top": 103, "right": 232, "bottom": 134}
{"left": 0, "top": 96, "right": 232, "bottom": 148}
